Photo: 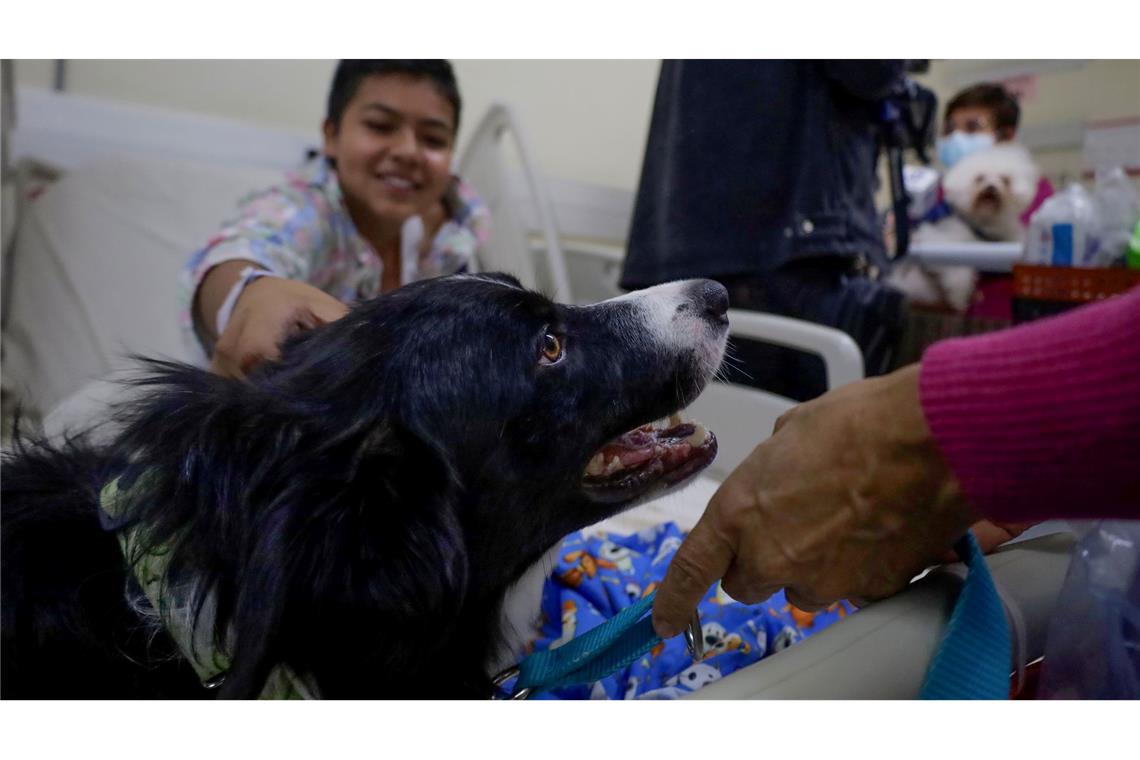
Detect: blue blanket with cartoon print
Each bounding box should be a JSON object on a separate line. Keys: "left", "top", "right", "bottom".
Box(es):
{"left": 527, "top": 523, "right": 856, "bottom": 699}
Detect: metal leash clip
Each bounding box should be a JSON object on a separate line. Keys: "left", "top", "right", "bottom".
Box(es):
{"left": 684, "top": 609, "right": 705, "bottom": 663}
{"left": 490, "top": 665, "right": 532, "bottom": 700}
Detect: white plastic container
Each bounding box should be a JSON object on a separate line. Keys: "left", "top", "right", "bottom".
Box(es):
{"left": 1023, "top": 183, "right": 1103, "bottom": 267}
{"left": 903, "top": 164, "right": 942, "bottom": 222}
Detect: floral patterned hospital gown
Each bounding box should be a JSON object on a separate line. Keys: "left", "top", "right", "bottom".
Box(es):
{"left": 179, "top": 158, "right": 490, "bottom": 361}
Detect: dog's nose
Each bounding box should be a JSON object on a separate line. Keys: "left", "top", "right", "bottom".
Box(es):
{"left": 696, "top": 280, "right": 729, "bottom": 324}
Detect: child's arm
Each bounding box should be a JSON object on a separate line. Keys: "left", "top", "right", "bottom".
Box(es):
{"left": 181, "top": 187, "right": 340, "bottom": 374}
{"left": 199, "top": 264, "right": 347, "bottom": 379}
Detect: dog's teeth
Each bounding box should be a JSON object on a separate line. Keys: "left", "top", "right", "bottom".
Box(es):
{"left": 605, "top": 456, "right": 623, "bottom": 475}
{"left": 686, "top": 424, "right": 707, "bottom": 447}
{"left": 587, "top": 452, "right": 606, "bottom": 476}
{"left": 669, "top": 412, "right": 683, "bottom": 427}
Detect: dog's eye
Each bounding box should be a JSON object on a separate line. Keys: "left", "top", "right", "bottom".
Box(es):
{"left": 539, "top": 332, "right": 564, "bottom": 365}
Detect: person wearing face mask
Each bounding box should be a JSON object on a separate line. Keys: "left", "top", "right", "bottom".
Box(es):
{"left": 934, "top": 82, "right": 1054, "bottom": 226}
{"left": 906, "top": 82, "right": 1056, "bottom": 324}
{"left": 182, "top": 60, "right": 490, "bottom": 379}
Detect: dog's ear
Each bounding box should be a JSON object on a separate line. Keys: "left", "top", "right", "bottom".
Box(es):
{"left": 217, "top": 422, "right": 469, "bottom": 698}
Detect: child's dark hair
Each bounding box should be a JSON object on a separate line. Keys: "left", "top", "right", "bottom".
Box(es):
{"left": 326, "top": 60, "right": 461, "bottom": 133}
{"left": 945, "top": 83, "right": 1020, "bottom": 134}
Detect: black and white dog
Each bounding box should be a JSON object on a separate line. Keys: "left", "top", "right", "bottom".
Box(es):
{"left": 2, "top": 273, "right": 729, "bottom": 699}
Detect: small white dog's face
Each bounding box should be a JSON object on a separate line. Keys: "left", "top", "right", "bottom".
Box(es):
{"left": 942, "top": 143, "right": 1040, "bottom": 241}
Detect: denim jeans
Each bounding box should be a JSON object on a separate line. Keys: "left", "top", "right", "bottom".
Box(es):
{"left": 717, "top": 260, "right": 908, "bottom": 402}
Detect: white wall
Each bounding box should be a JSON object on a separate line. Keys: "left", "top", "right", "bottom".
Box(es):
{"left": 12, "top": 59, "right": 660, "bottom": 192}
{"left": 455, "top": 60, "right": 659, "bottom": 191}
{"left": 13, "top": 59, "right": 1137, "bottom": 193}
{"left": 13, "top": 60, "right": 336, "bottom": 134}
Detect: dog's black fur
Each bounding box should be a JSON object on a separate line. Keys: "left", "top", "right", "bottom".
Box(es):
{"left": 2, "top": 274, "right": 728, "bottom": 699}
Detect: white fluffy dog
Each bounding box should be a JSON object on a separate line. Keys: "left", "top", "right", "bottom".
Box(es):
{"left": 890, "top": 143, "right": 1041, "bottom": 312}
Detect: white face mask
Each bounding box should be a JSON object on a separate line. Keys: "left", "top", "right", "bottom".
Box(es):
{"left": 936, "top": 131, "right": 996, "bottom": 169}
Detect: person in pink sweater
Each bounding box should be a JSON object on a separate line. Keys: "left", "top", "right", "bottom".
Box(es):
{"left": 653, "top": 288, "right": 1140, "bottom": 636}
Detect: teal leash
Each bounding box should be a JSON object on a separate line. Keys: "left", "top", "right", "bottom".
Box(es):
{"left": 919, "top": 531, "right": 1012, "bottom": 699}
{"left": 494, "top": 592, "right": 670, "bottom": 699}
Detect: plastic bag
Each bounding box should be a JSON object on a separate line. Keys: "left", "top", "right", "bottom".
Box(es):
{"left": 1039, "top": 521, "right": 1140, "bottom": 698}
{"left": 1023, "top": 183, "right": 1104, "bottom": 267}
{"left": 902, "top": 164, "right": 942, "bottom": 222}
{"left": 1094, "top": 167, "right": 1140, "bottom": 267}
{"left": 1129, "top": 218, "right": 1140, "bottom": 270}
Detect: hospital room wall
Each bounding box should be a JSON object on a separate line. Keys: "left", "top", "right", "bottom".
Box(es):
{"left": 12, "top": 59, "right": 660, "bottom": 193}
{"left": 13, "top": 59, "right": 1137, "bottom": 192}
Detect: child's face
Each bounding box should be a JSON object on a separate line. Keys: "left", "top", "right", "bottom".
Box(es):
{"left": 323, "top": 74, "right": 456, "bottom": 234}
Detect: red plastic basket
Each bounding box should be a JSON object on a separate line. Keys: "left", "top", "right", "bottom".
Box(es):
{"left": 1012, "top": 264, "right": 1140, "bottom": 303}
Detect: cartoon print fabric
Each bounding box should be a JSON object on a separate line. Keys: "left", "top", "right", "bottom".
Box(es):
{"left": 528, "top": 523, "right": 855, "bottom": 699}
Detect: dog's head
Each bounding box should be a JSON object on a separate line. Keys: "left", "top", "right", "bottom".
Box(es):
{"left": 269, "top": 272, "right": 728, "bottom": 560}
{"left": 942, "top": 142, "right": 1040, "bottom": 241}
{"left": 120, "top": 273, "right": 728, "bottom": 697}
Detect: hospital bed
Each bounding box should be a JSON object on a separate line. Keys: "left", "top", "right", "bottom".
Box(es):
{"left": 2, "top": 87, "right": 1077, "bottom": 699}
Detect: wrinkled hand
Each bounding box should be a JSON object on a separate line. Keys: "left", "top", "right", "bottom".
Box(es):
{"left": 209, "top": 276, "right": 348, "bottom": 379}
{"left": 653, "top": 364, "right": 980, "bottom": 638}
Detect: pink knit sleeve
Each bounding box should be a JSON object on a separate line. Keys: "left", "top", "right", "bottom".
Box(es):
{"left": 919, "top": 288, "right": 1140, "bottom": 523}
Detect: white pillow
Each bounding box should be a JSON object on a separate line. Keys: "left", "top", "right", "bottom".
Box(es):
{"left": 3, "top": 154, "right": 281, "bottom": 416}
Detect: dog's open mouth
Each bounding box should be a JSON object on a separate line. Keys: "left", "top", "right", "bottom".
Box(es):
{"left": 581, "top": 413, "right": 717, "bottom": 504}
{"left": 972, "top": 186, "right": 1003, "bottom": 214}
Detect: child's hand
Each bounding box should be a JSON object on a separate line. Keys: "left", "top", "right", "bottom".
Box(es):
{"left": 210, "top": 276, "right": 348, "bottom": 379}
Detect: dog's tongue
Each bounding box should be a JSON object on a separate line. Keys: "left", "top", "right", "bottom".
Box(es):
{"left": 581, "top": 412, "right": 718, "bottom": 504}
{"left": 585, "top": 418, "right": 708, "bottom": 478}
